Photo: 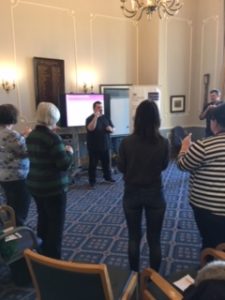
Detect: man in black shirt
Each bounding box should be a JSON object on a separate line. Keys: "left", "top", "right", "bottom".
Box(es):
{"left": 199, "top": 89, "right": 223, "bottom": 137}
{"left": 86, "top": 101, "right": 115, "bottom": 187}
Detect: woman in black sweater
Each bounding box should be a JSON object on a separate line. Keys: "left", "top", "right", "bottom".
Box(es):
{"left": 118, "top": 100, "right": 169, "bottom": 272}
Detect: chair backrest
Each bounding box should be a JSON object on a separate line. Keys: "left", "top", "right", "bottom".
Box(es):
{"left": 141, "top": 268, "right": 183, "bottom": 300}
{"left": 0, "top": 204, "right": 39, "bottom": 266}
{"left": 169, "top": 126, "right": 188, "bottom": 159}
{"left": 0, "top": 206, "right": 40, "bottom": 285}
{"left": 24, "top": 249, "right": 116, "bottom": 300}
{"left": 200, "top": 245, "right": 225, "bottom": 267}
{"left": 141, "top": 247, "right": 225, "bottom": 300}
{"left": 0, "top": 205, "right": 16, "bottom": 229}
{"left": 216, "top": 243, "right": 225, "bottom": 252}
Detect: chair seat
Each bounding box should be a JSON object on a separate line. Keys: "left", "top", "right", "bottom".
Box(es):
{"left": 24, "top": 249, "right": 138, "bottom": 300}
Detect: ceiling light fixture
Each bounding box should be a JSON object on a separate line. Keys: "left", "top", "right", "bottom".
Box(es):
{"left": 120, "top": 0, "right": 183, "bottom": 21}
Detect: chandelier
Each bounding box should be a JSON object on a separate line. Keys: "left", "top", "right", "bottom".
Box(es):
{"left": 120, "top": 0, "right": 183, "bottom": 21}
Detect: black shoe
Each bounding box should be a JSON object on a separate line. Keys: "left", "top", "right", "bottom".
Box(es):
{"left": 104, "top": 178, "right": 116, "bottom": 183}
{"left": 89, "top": 183, "right": 96, "bottom": 189}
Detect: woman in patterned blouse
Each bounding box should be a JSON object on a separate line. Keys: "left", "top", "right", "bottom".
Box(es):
{"left": 0, "top": 104, "right": 31, "bottom": 226}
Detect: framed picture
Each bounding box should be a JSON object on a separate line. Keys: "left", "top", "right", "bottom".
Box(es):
{"left": 203, "top": 73, "right": 210, "bottom": 85}
{"left": 99, "top": 84, "right": 132, "bottom": 136}
{"left": 170, "top": 95, "right": 185, "bottom": 113}
{"left": 33, "top": 57, "right": 65, "bottom": 108}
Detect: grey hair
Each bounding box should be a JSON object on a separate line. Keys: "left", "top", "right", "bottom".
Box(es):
{"left": 36, "top": 102, "right": 60, "bottom": 126}
{"left": 195, "top": 261, "right": 225, "bottom": 286}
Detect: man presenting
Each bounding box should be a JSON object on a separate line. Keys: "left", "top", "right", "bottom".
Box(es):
{"left": 86, "top": 101, "right": 115, "bottom": 188}
{"left": 199, "top": 89, "right": 223, "bottom": 137}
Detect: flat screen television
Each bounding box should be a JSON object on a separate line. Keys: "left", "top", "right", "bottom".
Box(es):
{"left": 60, "top": 93, "right": 107, "bottom": 127}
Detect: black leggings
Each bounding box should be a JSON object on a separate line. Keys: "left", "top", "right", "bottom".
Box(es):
{"left": 191, "top": 205, "right": 225, "bottom": 249}
{"left": 123, "top": 186, "right": 166, "bottom": 272}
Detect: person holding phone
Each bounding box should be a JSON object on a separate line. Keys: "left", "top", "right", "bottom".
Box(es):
{"left": 86, "top": 101, "right": 115, "bottom": 188}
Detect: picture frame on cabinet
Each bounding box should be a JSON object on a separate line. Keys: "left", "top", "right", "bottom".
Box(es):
{"left": 170, "top": 95, "right": 185, "bottom": 113}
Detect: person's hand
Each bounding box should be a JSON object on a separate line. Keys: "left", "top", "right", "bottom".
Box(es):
{"left": 65, "top": 145, "right": 74, "bottom": 154}
{"left": 106, "top": 125, "right": 114, "bottom": 133}
{"left": 180, "top": 133, "right": 192, "bottom": 153}
{"left": 94, "top": 111, "right": 101, "bottom": 118}
{"left": 208, "top": 104, "right": 217, "bottom": 111}
{"left": 52, "top": 125, "right": 61, "bottom": 132}
{"left": 22, "top": 127, "right": 32, "bottom": 137}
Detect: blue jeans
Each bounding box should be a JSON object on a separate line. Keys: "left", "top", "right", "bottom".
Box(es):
{"left": 123, "top": 185, "right": 166, "bottom": 272}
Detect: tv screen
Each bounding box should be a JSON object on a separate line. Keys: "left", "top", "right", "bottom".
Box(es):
{"left": 60, "top": 93, "right": 106, "bottom": 127}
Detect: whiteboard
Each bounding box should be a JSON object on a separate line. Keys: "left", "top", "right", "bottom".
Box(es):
{"left": 130, "top": 85, "right": 161, "bottom": 131}
{"left": 100, "top": 84, "right": 161, "bottom": 136}
{"left": 100, "top": 86, "right": 131, "bottom": 136}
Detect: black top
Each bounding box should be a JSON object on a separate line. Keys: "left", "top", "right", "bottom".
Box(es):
{"left": 85, "top": 114, "right": 114, "bottom": 151}
{"left": 202, "top": 101, "right": 223, "bottom": 137}
{"left": 118, "top": 134, "right": 169, "bottom": 188}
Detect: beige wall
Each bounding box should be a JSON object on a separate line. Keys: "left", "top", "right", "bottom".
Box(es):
{"left": 0, "top": 0, "right": 138, "bottom": 127}
{"left": 138, "top": 0, "right": 224, "bottom": 129}
{"left": 0, "top": 0, "right": 224, "bottom": 131}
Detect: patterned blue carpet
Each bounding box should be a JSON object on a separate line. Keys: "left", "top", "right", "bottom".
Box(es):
{"left": 0, "top": 161, "right": 201, "bottom": 299}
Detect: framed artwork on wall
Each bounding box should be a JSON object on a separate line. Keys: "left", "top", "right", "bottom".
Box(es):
{"left": 170, "top": 95, "right": 185, "bottom": 113}
{"left": 33, "top": 57, "right": 65, "bottom": 108}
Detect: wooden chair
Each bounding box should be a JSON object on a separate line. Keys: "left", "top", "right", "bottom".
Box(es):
{"left": 0, "top": 204, "right": 16, "bottom": 228}
{"left": 140, "top": 268, "right": 183, "bottom": 300}
{"left": 200, "top": 244, "right": 225, "bottom": 267}
{"left": 216, "top": 243, "right": 225, "bottom": 252}
{"left": 0, "top": 205, "right": 39, "bottom": 285}
{"left": 169, "top": 126, "right": 188, "bottom": 159}
{"left": 24, "top": 248, "right": 138, "bottom": 300}
{"left": 0, "top": 205, "right": 39, "bottom": 265}
{"left": 141, "top": 245, "right": 225, "bottom": 300}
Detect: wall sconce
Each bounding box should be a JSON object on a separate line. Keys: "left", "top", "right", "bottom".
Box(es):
{"left": 0, "top": 66, "right": 17, "bottom": 93}
{"left": 83, "top": 83, "right": 94, "bottom": 94}
{"left": 78, "top": 68, "right": 96, "bottom": 94}
{"left": 2, "top": 79, "right": 16, "bottom": 93}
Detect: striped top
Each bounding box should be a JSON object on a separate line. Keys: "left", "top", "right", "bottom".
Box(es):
{"left": 177, "top": 133, "right": 225, "bottom": 216}
{"left": 26, "top": 125, "right": 73, "bottom": 197}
